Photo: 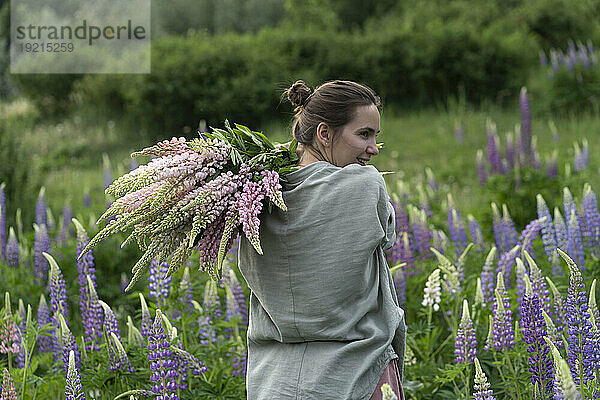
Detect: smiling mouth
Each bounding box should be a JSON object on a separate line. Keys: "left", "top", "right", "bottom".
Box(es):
{"left": 357, "top": 158, "right": 369, "bottom": 166}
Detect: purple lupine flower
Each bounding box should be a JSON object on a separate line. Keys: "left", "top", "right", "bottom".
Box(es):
{"left": 546, "top": 150, "right": 558, "bottom": 179}
{"left": 399, "top": 232, "right": 415, "bottom": 275}
{"left": 481, "top": 247, "right": 497, "bottom": 303}
{"left": 83, "top": 275, "right": 103, "bottom": 351}
{"left": 139, "top": 293, "right": 152, "bottom": 338}
{"left": 566, "top": 209, "right": 585, "bottom": 269}
{"left": 491, "top": 203, "right": 506, "bottom": 253}
{"left": 417, "top": 187, "right": 432, "bottom": 219}
{"left": 171, "top": 343, "right": 207, "bottom": 388}
{"left": 476, "top": 150, "right": 487, "bottom": 186}
{"left": 35, "top": 187, "right": 47, "bottom": 228}
{"left": 468, "top": 215, "right": 485, "bottom": 251}
{"left": 57, "top": 204, "right": 73, "bottom": 246}
{"left": 546, "top": 277, "right": 566, "bottom": 337}
{"left": 235, "top": 180, "right": 267, "bottom": 255}
{"left": 496, "top": 245, "right": 519, "bottom": 288}
{"left": 65, "top": 350, "right": 86, "bottom": 400}
{"left": 0, "top": 182, "right": 6, "bottom": 262}
{"left": 559, "top": 249, "right": 600, "bottom": 386}
{"left": 473, "top": 358, "right": 496, "bottom": 400}
{"left": 554, "top": 207, "right": 568, "bottom": 253}
{"left": 486, "top": 120, "right": 502, "bottom": 174}
{"left": 448, "top": 205, "right": 467, "bottom": 259}
{"left": 198, "top": 314, "right": 216, "bottom": 345}
{"left": 99, "top": 300, "right": 120, "bottom": 337}
{"left": 518, "top": 218, "right": 543, "bottom": 258}
{"left": 148, "top": 259, "right": 172, "bottom": 309}
{"left": 1, "top": 368, "right": 18, "bottom": 400}
{"left": 537, "top": 194, "right": 557, "bottom": 262}
{"left": 6, "top": 227, "right": 18, "bottom": 268}
{"left": 524, "top": 251, "right": 551, "bottom": 316}
{"left": 431, "top": 229, "right": 448, "bottom": 257}
{"left": 539, "top": 51, "right": 548, "bottom": 66}
{"left": 410, "top": 207, "right": 432, "bottom": 260}
{"left": 83, "top": 192, "right": 91, "bottom": 208}
{"left": 581, "top": 139, "right": 589, "bottom": 169}
{"left": 581, "top": 184, "right": 600, "bottom": 254}
{"left": 232, "top": 346, "right": 247, "bottom": 377}
{"left": 46, "top": 253, "right": 69, "bottom": 320}
{"left": 502, "top": 205, "right": 519, "bottom": 251}
{"left": 33, "top": 224, "right": 51, "bottom": 284}
{"left": 425, "top": 167, "right": 438, "bottom": 193}
{"left": 108, "top": 332, "right": 135, "bottom": 373}
{"left": 103, "top": 154, "right": 112, "bottom": 191}
{"left": 520, "top": 275, "right": 554, "bottom": 396}
{"left": 573, "top": 143, "right": 584, "bottom": 172}
{"left": 563, "top": 187, "right": 579, "bottom": 230}
{"left": 73, "top": 219, "right": 101, "bottom": 350}
{"left": 59, "top": 314, "right": 80, "bottom": 375}
{"left": 15, "top": 301, "right": 26, "bottom": 368}
{"left": 455, "top": 299, "right": 477, "bottom": 363}
{"left": 37, "top": 294, "right": 53, "bottom": 352}
{"left": 179, "top": 267, "right": 194, "bottom": 312}
{"left": 227, "top": 270, "right": 248, "bottom": 326}
{"left": 519, "top": 87, "right": 532, "bottom": 165}
{"left": 489, "top": 273, "right": 515, "bottom": 351}
{"left": 505, "top": 132, "right": 515, "bottom": 171}
{"left": 393, "top": 269, "right": 406, "bottom": 307}
{"left": 203, "top": 280, "right": 222, "bottom": 320}
{"left": 147, "top": 310, "right": 179, "bottom": 400}
{"left": 515, "top": 258, "right": 528, "bottom": 310}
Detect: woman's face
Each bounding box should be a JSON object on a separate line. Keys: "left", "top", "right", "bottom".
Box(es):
{"left": 330, "top": 104, "right": 381, "bottom": 167}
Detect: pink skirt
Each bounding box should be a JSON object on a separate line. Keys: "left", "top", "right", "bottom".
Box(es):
{"left": 369, "top": 359, "right": 405, "bottom": 400}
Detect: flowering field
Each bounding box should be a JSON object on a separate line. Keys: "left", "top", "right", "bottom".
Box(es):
{"left": 2, "top": 73, "right": 600, "bottom": 399}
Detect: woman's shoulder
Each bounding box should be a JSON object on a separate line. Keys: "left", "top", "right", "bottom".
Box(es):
{"left": 330, "top": 164, "right": 386, "bottom": 190}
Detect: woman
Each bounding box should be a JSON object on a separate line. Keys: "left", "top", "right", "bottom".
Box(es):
{"left": 238, "top": 80, "right": 406, "bottom": 399}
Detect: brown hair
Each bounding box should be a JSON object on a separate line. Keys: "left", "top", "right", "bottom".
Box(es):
{"left": 284, "top": 80, "right": 381, "bottom": 151}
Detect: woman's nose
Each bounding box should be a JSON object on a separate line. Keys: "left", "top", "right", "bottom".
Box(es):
{"left": 367, "top": 137, "right": 379, "bottom": 156}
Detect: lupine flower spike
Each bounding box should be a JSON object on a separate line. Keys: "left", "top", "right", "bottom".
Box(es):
{"left": 489, "top": 273, "right": 515, "bottom": 351}
{"left": 519, "top": 274, "right": 554, "bottom": 396}
{"left": 83, "top": 276, "right": 103, "bottom": 351}
{"left": 422, "top": 269, "right": 442, "bottom": 311}
{"left": 59, "top": 314, "right": 80, "bottom": 375}
{"left": 6, "top": 227, "right": 18, "bottom": 268}
{"left": 480, "top": 247, "right": 496, "bottom": 303}
{"left": 524, "top": 250, "right": 551, "bottom": 315}
{"left": 64, "top": 350, "right": 86, "bottom": 400}
{"left": 546, "top": 277, "right": 565, "bottom": 334}
{"left": 473, "top": 357, "right": 496, "bottom": 400}
{"left": 588, "top": 279, "right": 599, "bottom": 332}
{"left": 545, "top": 338, "right": 582, "bottom": 400}
{"left": 558, "top": 248, "right": 600, "bottom": 387}
{"left": 0, "top": 182, "right": 6, "bottom": 262}
{"left": 147, "top": 309, "right": 179, "bottom": 400}
{"left": 1, "top": 368, "right": 18, "bottom": 400}
{"left": 139, "top": 293, "right": 152, "bottom": 338}
{"left": 455, "top": 299, "right": 477, "bottom": 364}
{"left": 127, "top": 316, "right": 144, "bottom": 348}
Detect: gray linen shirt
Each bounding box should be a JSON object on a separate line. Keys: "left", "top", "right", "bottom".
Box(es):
{"left": 238, "top": 161, "right": 407, "bottom": 400}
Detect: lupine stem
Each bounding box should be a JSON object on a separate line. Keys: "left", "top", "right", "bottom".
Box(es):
{"left": 493, "top": 351, "right": 513, "bottom": 400}
{"left": 503, "top": 349, "right": 522, "bottom": 400}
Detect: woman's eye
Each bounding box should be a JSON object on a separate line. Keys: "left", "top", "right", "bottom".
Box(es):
{"left": 359, "top": 131, "right": 369, "bottom": 137}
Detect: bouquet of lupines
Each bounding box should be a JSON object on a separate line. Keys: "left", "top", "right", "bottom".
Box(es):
{"left": 78, "top": 122, "right": 299, "bottom": 290}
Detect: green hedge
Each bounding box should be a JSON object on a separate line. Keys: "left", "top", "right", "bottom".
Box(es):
{"left": 11, "top": 0, "right": 600, "bottom": 137}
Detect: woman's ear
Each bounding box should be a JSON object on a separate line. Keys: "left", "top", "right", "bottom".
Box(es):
{"left": 316, "top": 122, "right": 331, "bottom": 147}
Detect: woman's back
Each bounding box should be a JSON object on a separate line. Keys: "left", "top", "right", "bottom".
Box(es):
{"left": 238, "top": 161, "right": 406, "bottom": 399}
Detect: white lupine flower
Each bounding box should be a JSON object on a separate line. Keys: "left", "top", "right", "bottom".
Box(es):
{"left": 422, "top": 269, "right": 442, "bottom": 311}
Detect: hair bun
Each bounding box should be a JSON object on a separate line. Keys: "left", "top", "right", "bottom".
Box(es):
{"left": 286, "top": 80, "right": 312, "bottom": 107}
